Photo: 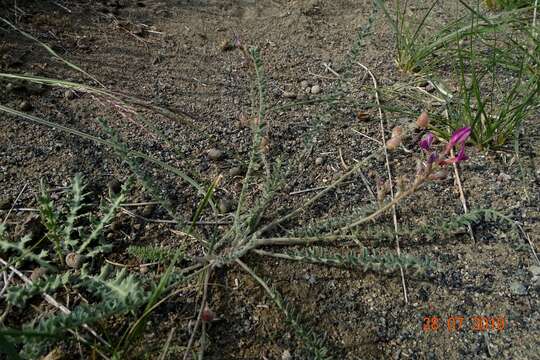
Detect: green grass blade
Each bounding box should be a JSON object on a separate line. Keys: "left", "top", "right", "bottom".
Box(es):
{"left": 0, "top": 17, "right": 103, "bottom": 86}
{"left": 0, "top": 104, "right": 209, "bottom": 204}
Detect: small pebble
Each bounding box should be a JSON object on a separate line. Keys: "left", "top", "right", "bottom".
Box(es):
{"left": 311, "top": 84, "right": 321, "bottom": 94}
{"left": 19, "top": 100, "right": 31, "bottom": 111}
{"left": 509, "top": 281, "right": 527, "bottom": 295}
{"left": 110, "top": 220, "right": 122, "bottom": 232}
{"left": 108, "top": 179, "right": 122, "bottom": 195}
{"left": 315, "top": 157, "right": 324, "bottom": 166}
{"left": 300, "top": 80, "right": 309, "bottom": 89}
{"left": 219, "top": 198, "right": 234, "bottom": 213}
{"left": 497, "top": 172, "right": 511, "bottom": 182}
{"left": 139, "top": 265, "right": 149, "bottom": 274}
{"left": 142, "top": 204, "right": 155, "bottom": 218}
{"left": 229, "top": 167, "right": 242, "bottom": 177}
{"left": 282, "top": 350, "right": 292, "bottom": 360}
{"left": 64, "top": 90, "right": 76, "bottom": 100}
{"left": 207, "top": 148, "right": 223, "bottom": 161}
{"left": 529, "top": 265, "right": 540, "bottom": 276}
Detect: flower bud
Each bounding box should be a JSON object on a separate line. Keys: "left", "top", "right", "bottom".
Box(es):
{"left": 66, "top": 252, "right": 82, "bottom": 269}
{"left": 391, "top": 126, "right": 403, "bottom": 138}
{"left": 201, "top": 305, "right": 216, "bottom": 322}
{"left": 386, "top": 136, "right": 402, "bottom": 150}
{"left": 416, "top": 111, "right": 429, "bottom": 128}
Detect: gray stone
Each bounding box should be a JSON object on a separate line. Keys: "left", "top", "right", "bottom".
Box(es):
{"left": 207, "top": 148, "right": 224, "bottom": 161}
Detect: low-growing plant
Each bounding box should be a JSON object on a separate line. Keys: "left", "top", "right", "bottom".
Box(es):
{"left": 0, "top": 8, "right": 534, "bottom": 359}
{"left": 0, "top": 175, "right": 155, "bottom": 358}
{"left": 374, "top": 0, "right": 530, "bottom": 73}
{"left": 375, "top": 0, "right": 532, "bottom": 74}
{"left": 430, "top": 8, "right": 540, "bottom": 149}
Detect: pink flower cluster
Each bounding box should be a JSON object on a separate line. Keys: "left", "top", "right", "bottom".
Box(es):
{"left": 419, "top": 127, "right": 471, "bottom": 166}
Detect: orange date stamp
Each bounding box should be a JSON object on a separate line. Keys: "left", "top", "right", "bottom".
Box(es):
{"left": 422, "top": 315, "right": 506, "bottom": 332}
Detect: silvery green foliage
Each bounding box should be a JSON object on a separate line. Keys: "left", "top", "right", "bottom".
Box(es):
{"left": 273, "top": 247, "right": 433, "bottom": 274}
{"left": 0, "top": 175, "right": 148, "bottom": 359}
{"left": 0, "top": 233, "right": 52, "bottom": 270}
{"left": 7, "top": 272, "right": 71, "bottom": 306}
{"left": 37, "top": 173, "right": 128, "bottom": 258}
{"left": 19, "top": 266, "right": 149, "bottom": 359}
{"left": 127, "top": 244, "right": 184, "bottom": 263}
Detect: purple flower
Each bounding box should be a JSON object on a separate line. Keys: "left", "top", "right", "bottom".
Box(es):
{"left": 442, "top": 145, "right": 469, "bottom": 164}
{"left": 427, "top": 151, "right": 439, "bottom": 165}
{"left": 445, "top": 127, "right": 471, "bottom": 154}
{"left": 455, "top": 145, "right": 469, "bottom": 162}
{"left": 233, "top": 35, "right": 242, "bottom": 48}
{"left": 419, "top": 133, "right": 434, "bottom": 151}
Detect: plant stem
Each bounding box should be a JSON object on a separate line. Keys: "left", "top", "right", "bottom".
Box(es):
{"left": 339, "top": 178, "right": 425, "bottom": 232}
{"left": 183, "top": 267, "right": 212, "bottom": 360}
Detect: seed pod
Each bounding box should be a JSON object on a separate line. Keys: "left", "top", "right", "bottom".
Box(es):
{"left": 260, "top": 136, "right": 270, "bottom": 153}
{"left": 201, "top": 305, "right": 216, "bottom": 322}
{"left": 416, "top": 111, "right": 429, "bottom": 129}
{"left": 391, "top": 126, "right": 403, "bottom": 138}
{"left": 355, "top": 111, "right": 370, "bottom": 121}
{"left": 66, "top": 252, "right": 82, "bottom": 269}
{"left": 385, "top": 136, "right": 402, "bottom": 150}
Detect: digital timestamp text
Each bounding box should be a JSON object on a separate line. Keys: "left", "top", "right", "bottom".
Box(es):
{"left": 422, "top": 316, "right": 506, "bottom": 332}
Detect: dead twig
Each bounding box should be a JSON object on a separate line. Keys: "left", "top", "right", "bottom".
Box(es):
{"left": 356, "top": 61, "right": 409, "bottom": 304}
{"left": 351, "top": 128, "right": 382, "bottom": 145}
{"left": 0, "top": 270, "right": 14, "bottom": 298}
{"left": 2, "top": 183, "right": 28, "bottom": 225}
{"left": 183, "top": 267, "right": 212, "bottom": 360}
